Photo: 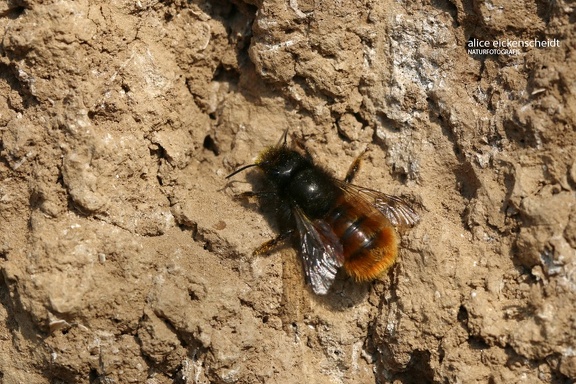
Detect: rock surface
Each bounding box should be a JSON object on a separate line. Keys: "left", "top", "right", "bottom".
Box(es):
{"left": 0, "top": 0, "right": 574, "bottom": 383}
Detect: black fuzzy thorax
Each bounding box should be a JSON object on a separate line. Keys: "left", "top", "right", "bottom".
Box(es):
{"left": 257, "top": 147, "right": 341, "bottom": 220}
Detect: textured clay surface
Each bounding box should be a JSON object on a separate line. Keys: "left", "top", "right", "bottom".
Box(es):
{"left": 0, "top": 0, "right": 575, "bottom": 383}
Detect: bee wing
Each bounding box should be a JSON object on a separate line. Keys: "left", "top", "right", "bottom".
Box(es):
{"left": 293, "top": 206, "right": 344, "bottom": 295}
{"left": 338, "top": 182, "right": 420, "bottom": 227}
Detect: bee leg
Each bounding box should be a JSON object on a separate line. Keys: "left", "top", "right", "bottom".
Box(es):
{"left": 344, "top": 148, "right": 369, "bottom": 183}
{"left": 253, "top": 230, "right": 294, "bottom": 255}
{"left": 233, "top": 191, "right": 276, "bottom": 201}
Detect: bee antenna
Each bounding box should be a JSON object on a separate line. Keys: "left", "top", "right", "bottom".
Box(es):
{"left": 226, "top": 163, "right": 258, "bottom": 179}
{"left": 277, "top": 128, "right": 289, "bottom": 147}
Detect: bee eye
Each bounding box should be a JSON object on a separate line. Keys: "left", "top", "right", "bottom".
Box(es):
{"left": 272, "top": 166, "right": 293, "bottom": 180}
{"left": 264, "top": 154, "right": 304, "bottom": 185}
{"left": 266, "top": 166, "right": 292, "bottom": 186}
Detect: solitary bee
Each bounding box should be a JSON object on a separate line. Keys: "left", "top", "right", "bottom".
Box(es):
{"left": 227, "top": 131, "right": 419, "bottom": 295}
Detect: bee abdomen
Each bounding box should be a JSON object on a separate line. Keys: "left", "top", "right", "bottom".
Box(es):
{"left": 326, "top": 200, "right": 398, "bottom": 281}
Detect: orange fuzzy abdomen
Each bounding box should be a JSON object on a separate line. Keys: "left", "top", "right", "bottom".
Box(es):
{"left": 325, "top": 196, "right": 399, "bottom": 281}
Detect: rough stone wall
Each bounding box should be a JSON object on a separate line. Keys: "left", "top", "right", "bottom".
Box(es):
{"left": 0, "top": 0, "right": 574, "bottom": 383}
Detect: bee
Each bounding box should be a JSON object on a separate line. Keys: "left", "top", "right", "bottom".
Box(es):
{"left": 226, "top": 131, "right": 419, "bottom": 295}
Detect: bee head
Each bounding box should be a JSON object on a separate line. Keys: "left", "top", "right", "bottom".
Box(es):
{"left": 226, "top": 130, "right": 309, "bottom": 185}
{"left": 257, "top": 146, "right": 309, "bottom": 187}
